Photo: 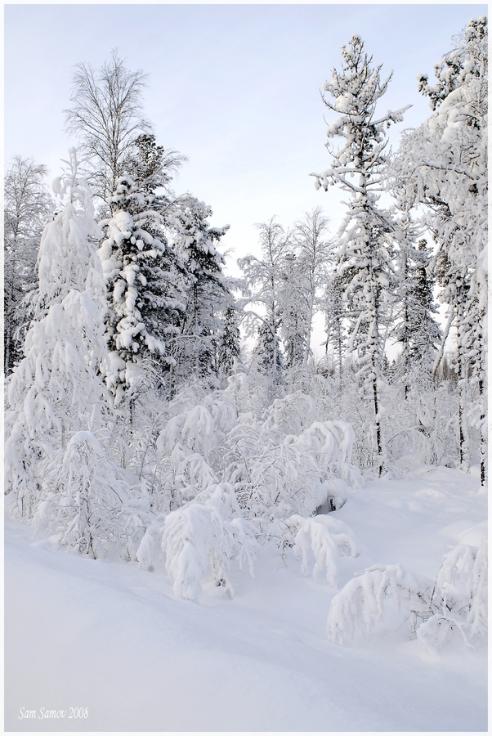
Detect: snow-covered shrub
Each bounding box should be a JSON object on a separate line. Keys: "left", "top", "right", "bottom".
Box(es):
{"left": 375, "top": 380, "right": 460, "bottom": 477}
{"left": 155, "top": 389, "right": 237, "bottom": 510}
{"left": 414, "top": 614, "right": 460, "bottom": 652}
{"left": 224, "top": 403, "right": 358, "bottom": 519}
{"left": 288, "top": 514, "right": 357, "bottom": 588}
{"left": 425, "top": 530, "right": 488, "bottom": 649}
{"left": 262, "top": 391, "right": 318, "bottom": 436}
{"left": 161, "top": 483, "right": 256, "bottom": 600}
{"left": 327, "top": 528, "right": 488, "bottom": 651}
{"left": 154, "top": 379, "right": 360, "bottom": 523}
{"left": 327, "top": 565, "right": 428, "bottom": 645}
{"left": 287, "top": 419, "right": 358, "bottom": 490}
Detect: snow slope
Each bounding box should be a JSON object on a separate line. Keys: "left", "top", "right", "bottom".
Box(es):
{"left": 5, "top": 468, "right": 487, "bottom": 732}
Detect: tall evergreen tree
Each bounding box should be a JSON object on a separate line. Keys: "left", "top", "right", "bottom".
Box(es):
{"left": 254, "top": 318, "right": 283, "bottom": 380}
{"left": 406, "top": 240, "right": 441, "bottom": 375}
{"left": 99, "top": 175, "right": 186, "bottom": 403}
{"left": 123, "top": 133, "right": 185, "bottom": 200}
{"left": 392, "top": 200, "right": 441, "bottom": 398}
{"left": 172, "top": 196, "right": 230, "bottom": 380}
{"left": 217, "top": 305, "right": 241, "bottom": 376}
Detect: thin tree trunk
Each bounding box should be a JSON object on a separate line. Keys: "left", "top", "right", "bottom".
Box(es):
{"left": 372, "top": 374, "right": 383, "bottom": 477}
{"left": 479, "top": 376, "right": 486, "bottom": 487}
{"left": 455, "top": 303, "right": 469, "bottom": 471}
{"left": 337, "top": 320, "right": 343, "bottom": 392}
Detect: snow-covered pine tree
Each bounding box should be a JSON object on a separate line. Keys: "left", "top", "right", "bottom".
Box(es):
{"left": 99, "top": 175, "right": 186, "bottom": 404}
{"left": 4, "top": 157, "right": 52, "bottom": 374}
{"left": 312, "top": 35, "right": 407, "bottom": 476}
{"left": 172, "top": 196, "right": 230, "bottom": 382}
{"left": 217, "top": 305, "right": 241, "bottom": 376}
{"left": 5, "top": 152, "right": 119, "bottom": 550}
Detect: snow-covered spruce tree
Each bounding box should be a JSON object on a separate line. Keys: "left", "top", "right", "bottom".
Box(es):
{"left": 123, "top": 132, "right": 185, "bottom": 201}
{"left": 99, "top": 175, "right": 187, "bottom": 405}
{"left": 172, "top": 195, "right": 230, "bottom": 382}
{"left": 396, "top": 16, "right": 487, "bottom": 482}
{"left": 406, "top": 240, "right": 441, "bottom": 372}
{"left": 217, "top": 305, "right": 241, "bottom": 376}
{"left": 392, "top": 200, "right": 441, "bottom": 399}
{"left": 125, "top": 133, "right": 189, "bottom": 399}
{"left": 4, "top": 157, "right": 52, "bottom": 374}
{"left": 239, "top": 218, "right": 289, "bottom": 387}
{"left": 312, "top": 35, "right": 407, "bottom": 476}
{"left": 253, "top": 318, "right": 283, "bottom": 380}
{"left": 4, "top": 152, "right": 125, "bottom": 555}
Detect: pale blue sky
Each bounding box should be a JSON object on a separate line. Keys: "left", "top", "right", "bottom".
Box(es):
{"left": 5, "top": 3, "right": 486, "bottom": 269}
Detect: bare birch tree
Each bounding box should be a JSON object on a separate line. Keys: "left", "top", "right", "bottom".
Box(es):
{"left": 65, "top": 50, "right": 149, "bottom": 206}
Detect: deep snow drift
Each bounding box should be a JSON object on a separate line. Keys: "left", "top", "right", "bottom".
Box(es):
{"left": 5, "top": 467, "right": 487, "bottom": 732}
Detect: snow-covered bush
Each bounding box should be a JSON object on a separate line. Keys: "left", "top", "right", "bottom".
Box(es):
{"left": 154, "top": 381, "right": 359, "bottom": 521}
{"left": 222, "top": 400, "right": 358, "bottom": 518}
{"left": 135, "top": 520, "right": 165, "bottom": 571}
{"left": 262, "top": 391, "right": 318, "bottom": 436}
{"left": 156, "top": 389, "right": 236, "bottom": 510}
{"left": 327, "top": 528, "right": 488, "bottom": 651}
{"left": 327, "top": 565, "right": 427, "bottom": 645}
{"left": 424, "top": 529, "right": 488, "bottom": 649}
{"left": 33, "top": 431, "right": 130, "bottom": 559}
{"left": 287, "top": 514, "right": 357, "bottom": 588}
{"left": 161, "top": 483, "right": 256, "bottom": 600}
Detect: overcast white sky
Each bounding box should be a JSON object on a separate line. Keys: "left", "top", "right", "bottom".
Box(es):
{"left": 6, "top": 4, "right": 485, "bottom": 256}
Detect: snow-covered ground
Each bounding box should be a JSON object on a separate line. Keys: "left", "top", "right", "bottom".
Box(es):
{"left": 5, "top": 467, "right": 487, "bottom": 732}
